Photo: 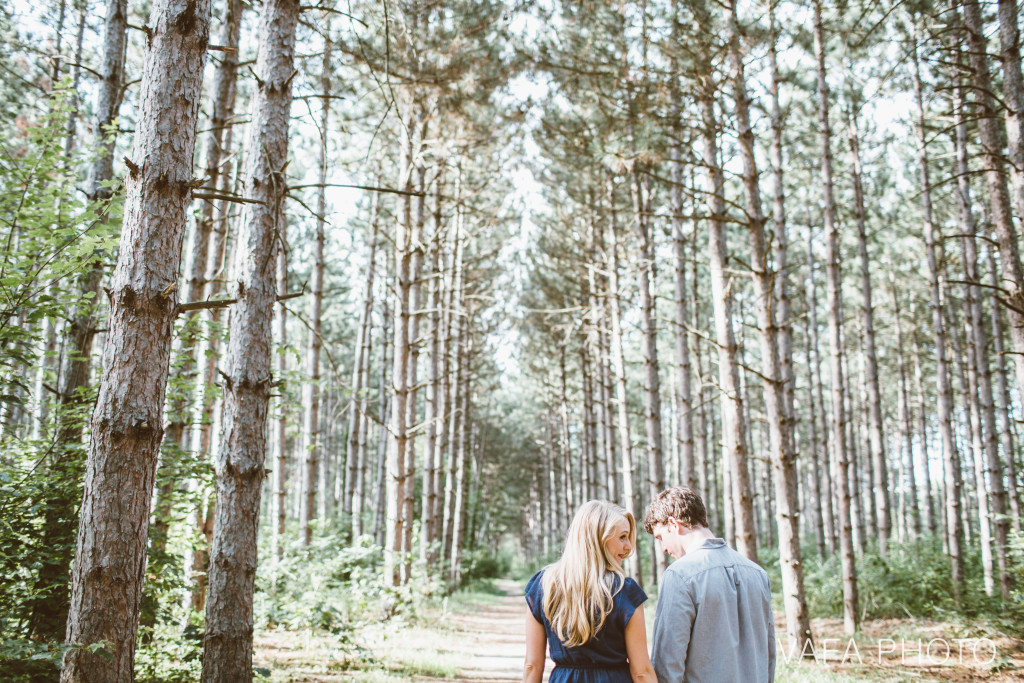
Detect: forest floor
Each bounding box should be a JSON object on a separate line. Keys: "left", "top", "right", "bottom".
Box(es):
{"left": 252, "top": 579, "right": 1024, "bottom": 683}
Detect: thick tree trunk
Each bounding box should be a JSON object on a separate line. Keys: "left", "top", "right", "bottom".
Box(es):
{"left": 814, "top": 0, "right": 857, "bottom": 635}
{"left": 727, "top": 0, "right": 809, "bottom": 652}
{"left": 201, "top": 0, "right": 299, "bottom": 677}
{"left": 61, "top": 0, "right": 211, "bottom": 678}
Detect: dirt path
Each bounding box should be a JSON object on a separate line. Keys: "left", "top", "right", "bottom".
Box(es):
{"left": 432, "top": 578, "right": 530, "bottom": 682}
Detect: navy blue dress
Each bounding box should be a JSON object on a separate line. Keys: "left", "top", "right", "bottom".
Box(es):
{"left": 525, "top": 569, "right": 648, "bottom": 683}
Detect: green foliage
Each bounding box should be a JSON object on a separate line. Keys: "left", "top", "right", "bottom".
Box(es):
{"left": 134, "top": 613, "right": 204, "bottom": 683}
{"left": 458, "top": 546, "right": 512, "bottom": 583}
{"left": 256, "top": 531, "right": 388, "bottom": 633}
{"left": 0, "top": 86, "right": 119, "bottom": 677}
{"left": 801, "top": 537, "right": 1023, "bottom": 623}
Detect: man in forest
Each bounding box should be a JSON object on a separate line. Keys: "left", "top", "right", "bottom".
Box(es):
{"left": 642, "top": 486, "right": 776, "bottom": 683}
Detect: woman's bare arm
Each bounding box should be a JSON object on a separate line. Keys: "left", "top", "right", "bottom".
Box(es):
{"left": 524, "top": 612, "right": 547, "bottom": 683}
{"left": 625, "top": 607, "right": 657, "bottom": 683}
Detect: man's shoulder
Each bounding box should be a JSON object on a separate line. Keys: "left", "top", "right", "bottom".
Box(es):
{"left": 669, "top": 542, "right": 770, "bottom": 583}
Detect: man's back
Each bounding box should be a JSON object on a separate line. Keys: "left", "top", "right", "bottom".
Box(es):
{"left": 651, "top": 538, "right": 776, "bottom": 683}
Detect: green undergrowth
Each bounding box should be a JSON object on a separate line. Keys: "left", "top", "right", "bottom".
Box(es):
{"left": 761, "top": 533, "right": 1024, "bottom": 633}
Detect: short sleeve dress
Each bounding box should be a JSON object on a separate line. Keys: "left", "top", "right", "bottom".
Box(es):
{"left": 525, "top": 569, "right": 648, "bottom": 683}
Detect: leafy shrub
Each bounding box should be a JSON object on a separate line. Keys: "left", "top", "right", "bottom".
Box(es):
{"left": 459, "top": 547, "right": 511, "bottom": 583}
{"left": 800, "top": 536, "right": 1021, "bottom": 622}
{"left": 256, "top": 531, "right": 390, "bottom": 633}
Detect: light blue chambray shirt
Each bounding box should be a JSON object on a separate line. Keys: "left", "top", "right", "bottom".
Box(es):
{"left": 650, "top": 538, "right": 776, "bottom": 683}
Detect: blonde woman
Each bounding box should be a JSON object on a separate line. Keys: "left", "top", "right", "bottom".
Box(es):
{"left": 523, "top": 500, "right": 656, "bottom": 683}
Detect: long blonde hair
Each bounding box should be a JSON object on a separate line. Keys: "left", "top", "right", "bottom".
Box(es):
{"left": 541, "top": 500, "right": 636, "bottom": 647}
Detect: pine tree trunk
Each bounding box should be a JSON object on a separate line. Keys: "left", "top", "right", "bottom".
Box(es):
{"left": 954, "top": 87, "right": 1008, "bottom": 595}
{"left": 989, "top": 247, "right": 1024, "bottom": 533}
{"left": 431, "top": 218, "right": 451, "bottom": 547}
{"left": 814, "top": 0, "right": 857, "bottom": 634}
{"left": 997, "top": 0, "right": 1024, "bottom": 230}
{"left": 806, "top": 237, "right": 837, "bottom": 555}
{"left": 201, "top": 0, "right": 300, "bottom": 676}
{"left": 299, "top": 25, "right": 330, "bottom": 545}
{"left": 605, "top": 177, "right": 637, "bottom": 577}
{"left": 347, "top": 204, "right": 379, "bottom": 539}
{"left": 421, "top": 195, "right": 442, "bottom": 563}
{"left": 61, "top": 0, "right": 211, "bottom": 678}
{"left": 631, "top": 170, "right": 666, "bottom": 506}
{"left": 403, "top": 155, "right": 426, "bottom": 583}
{"left": 890, "top": 271, "right": 920, "bottom": 538}
{"left": 802, "top": 286, "right": 828, "bottom": 558}
{"left": 442, "top": 198, "right": 466, "bottom": 566}
{"left": 669, "top": 105, "right": 695, "bottom": 490}
{"left": 847, "top": 109, "right": 890, "bottom": 554}
{"left": 185, "top": 0, "right": 242, "bottom": 606}
{"left": 959, "top": 0, "right": 1024, "bottom": 414}
{"left": 726, "top": 0, "right": 809, "bottom": 650}
{"left": 768, "top": 0, "right": 796, "bottom": 489}
{"left": 697, "top": 84, "right": 758, "bottom": 563}
{"left": 946, "top": 297, "right": 976, "bottom": 548}
{"left": 915, "top": 18, "right": 966, "bottom": 603}
{"left": 450, "top": 329, "right": 472, "bottom": 584}
{"left": 910, "top": 316, "right": 937, "bottom": 538}
{"left": 272, "top": 239, "right": 289, "bottom": 561}
{"left": 374, "top": 284, "right": 393, "bottom": 548}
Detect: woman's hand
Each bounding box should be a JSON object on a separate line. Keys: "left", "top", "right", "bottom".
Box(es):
{"left": 625, "top": 607, "right": 657, "bottom": 683}
{"left": 523, "top": 611, "right": 546, "bottom": 683}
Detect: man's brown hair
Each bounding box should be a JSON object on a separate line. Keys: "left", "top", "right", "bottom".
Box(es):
{"left": 642, "top": 486, "right": 709, "bottom": 534}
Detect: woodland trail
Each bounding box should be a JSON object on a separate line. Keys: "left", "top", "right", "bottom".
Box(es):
{"left": 254, "top": 578, "right": 538, "bottom": 683}
{"left": 426, "top": 578, "right": 531, "bottom": 683}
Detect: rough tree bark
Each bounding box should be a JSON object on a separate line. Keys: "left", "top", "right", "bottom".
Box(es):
{"left": 201, "top": 0, "right": 300, "bottom": 677}
{"left": 61, "top": 0, "right": 211, "bottom": 678}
